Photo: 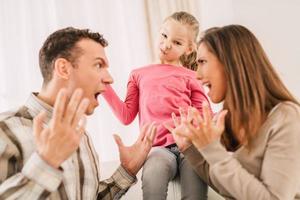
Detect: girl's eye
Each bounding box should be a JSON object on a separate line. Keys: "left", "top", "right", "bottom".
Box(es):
{"left": 162, "top": 33, "right": 167, "bottom": 38}
{"left": 174, "top": 41, "right": 182, "bottom": 45}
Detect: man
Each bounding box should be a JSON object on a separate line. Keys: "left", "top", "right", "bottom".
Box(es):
{"left": 0, "top": 27, "right": 156, "bottom": 199}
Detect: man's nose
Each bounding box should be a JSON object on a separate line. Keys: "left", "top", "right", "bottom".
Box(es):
{"left": 103, "top": 70, "right": 114, "bottom": 84}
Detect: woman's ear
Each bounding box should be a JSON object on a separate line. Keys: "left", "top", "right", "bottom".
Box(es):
{"left": 53, "top": 58, "right": 72, "bottom": 80}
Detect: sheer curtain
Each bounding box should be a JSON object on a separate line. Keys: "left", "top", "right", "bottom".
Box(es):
{"left": 0, "top": 0, "right": 201, "bottom": 162}
{"left": 0, "top": 0, "right": 151, "bottom": 162}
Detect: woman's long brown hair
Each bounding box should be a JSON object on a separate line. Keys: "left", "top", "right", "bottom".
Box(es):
{"left": 200, "top": 25, "right": 299, "bottom": 150}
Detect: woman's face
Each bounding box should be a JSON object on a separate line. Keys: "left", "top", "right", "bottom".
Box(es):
{"left": 196, "top": 43, "right": 227, "bottom": 103}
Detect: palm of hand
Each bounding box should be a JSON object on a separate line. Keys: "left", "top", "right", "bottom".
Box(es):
{"left": 119, "top": 140, "right": 149, "bottom": 175}
{"left": 174, "top": 105, "right": 228, "bottom": 150}
{"left": 172, "top": 124, "right": 192, "bottom": 152}
{"left": 189, "top": 122, "right": 222, "bottom": 150}
{"left": 114, "top": 122, "right": 157, "bottom": 175}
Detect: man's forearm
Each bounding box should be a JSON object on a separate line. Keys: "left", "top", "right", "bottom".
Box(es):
{"left": 97, "top": 165, "right": 136, "bottom": 200}
{"left": 0, "top": 152, "right": 63, "bottom": 199}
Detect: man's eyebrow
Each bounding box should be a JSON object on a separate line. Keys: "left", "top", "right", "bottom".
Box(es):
{"left": 94, "top": 57, "right": 107, "bottom": 66}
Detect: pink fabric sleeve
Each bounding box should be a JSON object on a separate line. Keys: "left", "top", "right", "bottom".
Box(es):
{"left": 189, "top": 79, "right": 212, "bottom": 113}
{"left": 102, "top": 74, "right": 139, "bottom": 125}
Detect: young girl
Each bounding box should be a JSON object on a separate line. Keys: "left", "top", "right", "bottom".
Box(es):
{"left": 103, "top": 12, "right": 210, "bottom": 200}
{"left": 169, "top": 25, "right": 300, "bottom": 199}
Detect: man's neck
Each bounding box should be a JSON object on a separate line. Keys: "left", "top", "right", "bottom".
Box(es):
{"left": 37, "top": 85, "right": 58, "bottom": 107}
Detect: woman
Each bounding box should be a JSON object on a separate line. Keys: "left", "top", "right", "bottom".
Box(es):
{"left": 166, "top": 25, "right": 300, "bottom": 199}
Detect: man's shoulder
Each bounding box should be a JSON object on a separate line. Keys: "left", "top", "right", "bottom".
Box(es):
{"left": 0, "top": 106, "right": 33, "bottom": 130}
{"left": 0, "top": 108, "right": 19, "bottom": 122}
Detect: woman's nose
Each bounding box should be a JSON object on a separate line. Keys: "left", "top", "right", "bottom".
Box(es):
{"left": 196, "top": 67, "right": 203, "bottom": 80}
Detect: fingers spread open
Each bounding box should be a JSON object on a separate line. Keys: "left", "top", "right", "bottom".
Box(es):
{"left": 171, "top": 112, "right": 179, "bottom": 127}
{"left": 75, "top": 116, "right": 87, "bottom": 136}
{"left": 179, "top": 107, "right": 187, "bottom": 124}
{"left": 187, "top": 107, "right": 194, "bottom": 123}
{"left": 64, "top": 89, "right": 83, "bottom": 124}
{"left": 216, "top": 110, "right": 228, "bottom": 131}
{"left": 173, "top": 125, "right": 189, "bottom": 139}
{"left": 143, "top": 122, "right": 156, "bottom": 143}
{"left": 113, "top": 134, "right": 124, "bottom": 149}
{"left": 191, "top": 107, "right": 203, "bottom": 127}
{"left": 53, "top": 88, "right": 67, "bottom": 126}
{"left": 185, "top": 121, "right": 198, "bottom": 137}
{"left": 174, "top": 121, "right": 198, "bottom": 140}
{"left": 71, "top": 98, "right": 90, "bottom": 128}
{"left": 202, "top": 102, "right": 212, "bottom": 126}
{"left": 163, "top": 121, "right": 173, "bottom": 133}
{"left": 149, "top": 125, "right": 157, "bottom": 142}
{"left": 138, "top": 123, "right": 150, "bottom": 141}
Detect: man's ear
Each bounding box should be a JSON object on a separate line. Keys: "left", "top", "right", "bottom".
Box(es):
{"left": 53, "top": 58, "right": 72, "bottom": 80}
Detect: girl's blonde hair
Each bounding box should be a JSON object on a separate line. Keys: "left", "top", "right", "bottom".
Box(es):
{"left": 165, "top": 11, "right": 199, "bottom": 71}
{"left": 199, "top": 25, "right": 299, "bottom": 150}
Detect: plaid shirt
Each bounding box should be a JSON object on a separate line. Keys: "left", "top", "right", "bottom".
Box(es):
{"left": 0, "top": 93, "right": 136, "bottom": 200}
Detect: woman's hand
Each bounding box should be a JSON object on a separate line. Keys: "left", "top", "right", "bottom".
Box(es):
{"left": 169, "top": 103, "right": 228, "bottom": 150}
{"left": 164, "top": 107, "right": 196, "bottom": 152}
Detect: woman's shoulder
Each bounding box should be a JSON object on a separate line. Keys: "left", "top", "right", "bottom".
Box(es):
{"left": 269, "top": 101, "right": 300, "bottom": 119}
{"left": 265, "top": 101, "right": 300, "bottom": 134}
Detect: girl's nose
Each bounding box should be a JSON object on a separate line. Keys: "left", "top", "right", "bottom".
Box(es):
{"left": 165, "top": 43, "right": 171, "bottom": 49}
{"left": 163, "top": 41, "right": 171, "bottom": 50}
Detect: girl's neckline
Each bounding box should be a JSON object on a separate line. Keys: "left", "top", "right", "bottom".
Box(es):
{"left": 153, "top": 63, "right": 184, "bottom": 68}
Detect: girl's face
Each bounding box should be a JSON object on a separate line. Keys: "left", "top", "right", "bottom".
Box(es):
{"left": 158, "top": 19, "right": 193, "bottom": 66}
{"left": 196, "top": 43, "right": 227, "bottom": 103}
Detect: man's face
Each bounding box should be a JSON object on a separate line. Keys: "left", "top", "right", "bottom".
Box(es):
{"left": 67, "top": 39, "right": 113, "bottom": 115}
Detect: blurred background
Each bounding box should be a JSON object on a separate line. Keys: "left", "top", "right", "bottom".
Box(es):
{"left": 0, "top": 0, "right": 299, "bottom": 164}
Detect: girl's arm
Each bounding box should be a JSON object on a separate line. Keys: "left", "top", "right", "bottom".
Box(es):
{"left": 102, "top": 73, "right": 139, "bottom": 125}
{"left": 189, "top": 78, "right": 211, "bottom": 113}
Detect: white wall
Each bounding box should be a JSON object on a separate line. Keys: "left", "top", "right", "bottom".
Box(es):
{"left": 200, "top": 0, "right": 300, "bottom": 100}
{"left": 233, "top": 0, "right": 300, "bottom": 99}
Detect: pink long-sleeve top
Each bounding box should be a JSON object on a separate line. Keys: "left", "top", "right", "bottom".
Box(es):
{"left": 103, "top": 64, "right": 210, "bottom": 147}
